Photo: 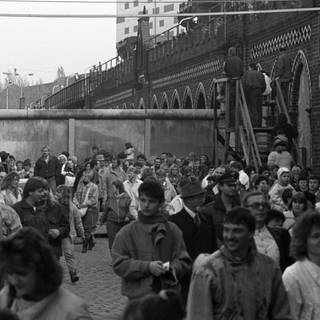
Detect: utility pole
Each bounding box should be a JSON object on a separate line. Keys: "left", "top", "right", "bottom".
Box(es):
{"left": 2, "top": 72, "right": 12, "bottom": 109}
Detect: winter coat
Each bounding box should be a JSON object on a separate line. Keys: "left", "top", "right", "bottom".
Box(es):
{"left": 12, "top": 199, "right": 70, "bottom": 257}
{"left": 112, "top": 219, "right": 192, "bottom": 299}
{"left": 34, "top": 156, "right": 60, "bottom": 179}
{"left": 283, "top": 259, "right": 320, "bottom": 320}
{"left": 102, "top": 192, "right": 133, "bottom": 223}
{"left": 186, "top": 245, "right": 292, "bottom": 320}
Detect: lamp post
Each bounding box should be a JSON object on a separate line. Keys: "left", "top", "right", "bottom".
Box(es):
{"left": 2, "top": 72, "right": 13, "bottom": 109}
{"left": 2, "top": 70, "right": 33, "bottom": 109}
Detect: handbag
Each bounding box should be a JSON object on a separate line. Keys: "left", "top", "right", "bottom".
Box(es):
{"left": 79, "top": 185, "right": 91, "bottom": 217}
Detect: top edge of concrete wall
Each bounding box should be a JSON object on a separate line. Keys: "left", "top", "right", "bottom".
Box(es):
{"left": 0, "top": 109, "right": 215, "bottom": 120}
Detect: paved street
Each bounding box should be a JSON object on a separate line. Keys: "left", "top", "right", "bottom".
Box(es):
{"left": 61, "top": 237, "right": 127, "bottom": 320}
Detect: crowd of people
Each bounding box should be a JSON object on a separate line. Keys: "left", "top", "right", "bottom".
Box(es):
{"left": 0, "top": 140, "right": 320, "bottom": 320}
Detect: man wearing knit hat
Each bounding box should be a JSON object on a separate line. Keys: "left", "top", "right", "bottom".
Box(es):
{"left": 269, "top": 167, "right": 295, "bottom": 212}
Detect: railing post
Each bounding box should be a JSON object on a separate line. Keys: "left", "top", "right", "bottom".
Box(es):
{"left": 144, "top": 118, "right": 151, "bottom": 159}
{"left": 224, "top": 80, "right": 230, "bottom": 163}
{"left": 212, "top": 81, "right": 218, "bottom": 167}
{"left": 235, "top": 79, "right": 241, "bottom": 154}
{"left": 68, "top": 118, "right": 75, "bottom": 156}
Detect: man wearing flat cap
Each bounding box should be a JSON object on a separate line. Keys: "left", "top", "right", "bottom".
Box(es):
{"left": 200, "top": 170, "right": 240, "bottom": 244}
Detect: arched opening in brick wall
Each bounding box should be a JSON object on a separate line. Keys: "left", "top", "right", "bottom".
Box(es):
{"left": 183, "top": 87, "right": 193, "bottom": 109}
{"left": 161, "top": 93, "right": 169, "bottom": 109}
{"left": 151, "top": 95, "right": 159, "bottom": 109}
{"left": 171, "top": 90, "right": 181, "bottom": 109}
{"left": 122, "top": 103, "right": 127, "bottom": 109}
{"left": 197, "top": 93, "right": 206, "bottom": 109}
{"left": 129, "top": 103, "right": 135, "bottom": 109}
{"left": 291, "top": 50, "right": 312, "bottom": 168}
{"left": 138, "top": 98, "right": 145, "bottom": 109}
{"left": 195, "top": 83, "right": 207, "bottom": 109}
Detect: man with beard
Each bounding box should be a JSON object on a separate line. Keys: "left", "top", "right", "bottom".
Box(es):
{"left": 186, "top": 207, "right": 291, "bottom": 320}
{"left": 12, "top": 176, "right": 69, "bottom": 258}
{"left": 200, "top": 170, "right": 240, "bottom": 244}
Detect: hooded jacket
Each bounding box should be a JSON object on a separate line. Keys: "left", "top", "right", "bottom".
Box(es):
{"left": 187, "top": 245, "right": 292, "bottom": 320}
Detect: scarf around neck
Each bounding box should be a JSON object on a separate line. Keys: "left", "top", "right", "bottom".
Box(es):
{"left": 138, "top": 211, "right": 167, "bottom": 224}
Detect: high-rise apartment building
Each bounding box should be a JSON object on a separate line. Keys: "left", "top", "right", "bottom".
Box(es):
{"left": 116, "top": 0, "right": 183, "bottom": 45}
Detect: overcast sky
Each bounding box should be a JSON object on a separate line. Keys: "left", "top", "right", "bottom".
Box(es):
{"left": 0, "top": 0, "right": 117, "bottom": 84}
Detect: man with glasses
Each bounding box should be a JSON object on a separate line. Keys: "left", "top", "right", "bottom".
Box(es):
{"left": 242, "top": 191, "right": 292, "bottom": 271}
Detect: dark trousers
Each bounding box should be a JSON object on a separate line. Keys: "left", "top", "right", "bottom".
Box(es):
{"left": 82, "top": 208, "right": 97, "bottom": 239}
{"left": 245, "top": 88, "right": 264, "bottom": 127}
{"left": 106, "top": 220, "right": 127, "bottom": 250}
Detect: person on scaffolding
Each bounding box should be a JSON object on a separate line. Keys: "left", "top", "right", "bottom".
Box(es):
{"left": 223, "top": 46, "right": 244, "bottom": 127}
{"left": 274, "top": 44, "right": 293, "bottom": 107}
{"left": 242, "top": 62, "right": 266, "bottom": 127}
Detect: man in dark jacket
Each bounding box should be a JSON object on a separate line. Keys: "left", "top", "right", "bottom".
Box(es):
{"left": 242, "top": 191, "right": 292, "bottom": 272}
{"left": 242, "top": 62, "right": 266, "bottom": 127}
{"left": 274, "top": 45, "right": 292, "bottom": 106}
{"left": 34, "top": 145, "right": 60, "bottom": 193}
{"left": 170, "top": 180, "right": 217, "bottom": 304}
{"left": 200, "top": 170, "right": 241, "bottom": 245}
{"left": 224, "top": 46, "right": 244, "bottom": 127}
{"left": 170, "top": 181, "right": 217, "bottom": 260}
{"left": 12, "top": 177, "right": 69, "bottom": 258}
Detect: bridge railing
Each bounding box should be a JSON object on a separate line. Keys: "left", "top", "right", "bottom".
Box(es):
{"left": 44, "top": 76, "right": 89, "bottom": 109}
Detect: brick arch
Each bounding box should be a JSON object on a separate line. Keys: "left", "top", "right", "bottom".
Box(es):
{"left": 161, "top": 92, "right": 169, "bottom": 109}
{"left": 208, "top": 79, "right": 218, "bottom": 109}
{"left": 291, "top": 50, "right": 312, "bottom": 110}
{"left": 122, "top": 103, "right": 127, "bottom": 109}
{"left": 182, "top": 86, "right": 193, "bottom": 109}
{"left": 194, "top": 82, "right": 207, "bottom": 109}
{"left": 291, "top": 50, "right": 312, "bottom": 167}
{"left": 138, "top": 97, "right": 145, "bottom": 109}
{"left": 151, "top": 94, "right": 159, "bottom": 109}
{"left": 170, "top": 89, "right": 182, "bottom": 109}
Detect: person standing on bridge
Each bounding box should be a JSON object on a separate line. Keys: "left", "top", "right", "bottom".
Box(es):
{"left": 242, "top": 62, "right": 266, "bottom": 127}
{"left": 34, "top": 145, "right": 60, "bottom": 194}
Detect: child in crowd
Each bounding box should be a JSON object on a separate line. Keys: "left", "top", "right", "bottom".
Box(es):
{"left": 269, "top": 167, "right": 294, "bottom": 211}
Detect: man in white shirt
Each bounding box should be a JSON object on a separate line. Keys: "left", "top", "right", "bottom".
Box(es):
{"left": 123, "top": 166, "right": 142, "bottom": 219}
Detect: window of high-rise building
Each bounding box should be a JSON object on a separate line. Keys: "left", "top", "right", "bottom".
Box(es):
{"left": 164, "top": 4, "right": 174, "bottom": 12}
{"left": 117, "top": 17, "right": 125, "bottom": 24}
{"left": 124, "top": 27, "right": 130, "bottom": 34}
{"left": 152, "top": 7, "right": 160, "bottom": 14}
{"left": 134, "top": 25, "right": 138, "bottom": 32}
{"left": 124, "top": 2, "right": 129, "bottom": 9}
{"left": 149, "top": 21, "right": 153, "bottom": 29}
{"left": 159, "top": 19, "right": 164, "bottom": 27}
{"left": 133, "top": 0, "right": 138, "bottom": 7}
